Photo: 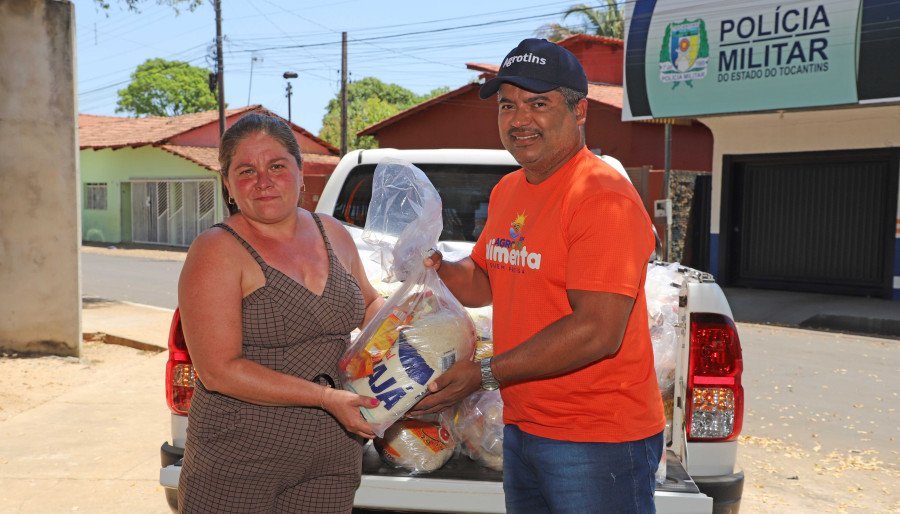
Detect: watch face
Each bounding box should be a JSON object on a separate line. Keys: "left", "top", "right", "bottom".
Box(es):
{"left": 481, "top": 380, "right": 500, "bottom": 391}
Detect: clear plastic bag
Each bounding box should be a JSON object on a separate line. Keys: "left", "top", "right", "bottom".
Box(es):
{"left": 442, "top": 389, "right": 504, "bottom": 471}
{"left": 361, "top": 158, "right": 444, "bottom": 284}
{"left": 646, "top": 262, "right": 682, "bottom": 397}
{"left": 645, "top": 261, "right": 685, "bottom": 483}
{"left": 374, "top": 418, "right": 456, "bottom": 474}
{"left": 340, "top": 159, "right": 477, "bottom": 438}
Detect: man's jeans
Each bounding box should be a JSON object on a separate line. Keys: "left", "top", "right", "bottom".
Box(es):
{"left": 503, "top": 425, "right": 664, "bottom": 514}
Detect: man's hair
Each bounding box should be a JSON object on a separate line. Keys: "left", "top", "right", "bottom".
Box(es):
{"left": 557, "top": 86, "right": 586, "bottom": 111}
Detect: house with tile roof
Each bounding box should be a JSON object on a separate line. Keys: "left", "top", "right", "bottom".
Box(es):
{"left": 79, "top": 105, "right": 339, "bottom": 247}
{"left": 359, "top": 35, "right": 713, "bottom": 172}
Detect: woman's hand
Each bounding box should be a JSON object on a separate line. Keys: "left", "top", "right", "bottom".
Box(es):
{"left": 321, "top": 387, "right": 379, "bottom": 439}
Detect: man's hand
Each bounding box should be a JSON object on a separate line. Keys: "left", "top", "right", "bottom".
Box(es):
{"left": 422, "top": 251, "right": 493, "bottom": 308}
{"left": 423, "top": 249, "right": 443, "bottom": 271}
{"left": 409, "top": 359, "right": 482, "bottom": 416}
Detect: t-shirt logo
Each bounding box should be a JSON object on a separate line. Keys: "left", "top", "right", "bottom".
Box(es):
{"left": 485, "top": 212, "right": 542, "bottom": 270}
{"left": 508, "top": 213, "right": 526, "bottom": 248}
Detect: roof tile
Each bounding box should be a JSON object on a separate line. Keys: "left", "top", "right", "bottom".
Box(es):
{"left": 78, "top": 105, "right": 339, "bottom": 155}
{"left": 79, "top": 106, "right": 258, "bottom": 149}
{"left": 159, "top": 144, "right": 339, "bottom": 173}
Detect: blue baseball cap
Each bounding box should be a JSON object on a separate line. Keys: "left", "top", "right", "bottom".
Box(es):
{"left": 479, "top": 38, "right": 588, "bottom": 99}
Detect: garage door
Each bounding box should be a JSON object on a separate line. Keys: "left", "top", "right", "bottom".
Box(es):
{"left": 724, "top": 150, "right": 898, "bottom": 297}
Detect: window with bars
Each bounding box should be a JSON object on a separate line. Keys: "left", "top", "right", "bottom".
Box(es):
{"left": 85, "top": 183, "right": 108, "bottom": 210}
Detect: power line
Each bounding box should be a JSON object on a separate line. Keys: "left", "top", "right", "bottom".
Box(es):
{"left": 229, "top": 8, "right": 577, "bottom": 54}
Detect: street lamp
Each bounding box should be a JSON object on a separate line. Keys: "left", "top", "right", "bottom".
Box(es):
{"left": 283, "top": 71, "right": 298, "bottom": 122}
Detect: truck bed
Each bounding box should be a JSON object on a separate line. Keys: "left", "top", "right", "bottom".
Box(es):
{"left": 355, "top": 446, "right": 710, "bottom": 513}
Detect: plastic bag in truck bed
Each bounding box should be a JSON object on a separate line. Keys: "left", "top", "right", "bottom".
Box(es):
{"left": 340, "top": 158, "right": 476, "bottom": 438}
{"left": 374, "top": 418, "right": 456, "bottom": 474}
{"left": 442, "top": 389, "right": 504, "bottom": 471}
{"left": 645, "top": 261, "right": 685, "bottom": 444}
{"left": 646, "top": 261, "right": 686, "bottom": 484}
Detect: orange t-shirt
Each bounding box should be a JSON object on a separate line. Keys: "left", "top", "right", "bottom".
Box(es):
{"left": 471, "top": 147, "right": 665, "bottom": 443}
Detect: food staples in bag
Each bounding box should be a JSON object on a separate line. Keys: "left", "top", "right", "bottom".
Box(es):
{"left": 343, "top": 292, "right": 475, "bottom": 437}
{"left": 374, "top": 419, "right": 455, "bottom": 473}
{"left": 341, "top": 158, "right": 477, "bottom": 438}
{"left": 342, "top": 292, "right": 436, "bottom": 380}
{"left": 467, "top": 305, "right": 494, "bottom": 354}
{"left": 646, "top": 261, "right": 684, "bottom": 483}
{"left": 443, "top": 389, "right": 504, "bottom": 471}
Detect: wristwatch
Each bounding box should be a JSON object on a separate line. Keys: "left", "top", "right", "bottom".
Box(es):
{"left": 479, "top": 357, "right": 500, "bottom": 391}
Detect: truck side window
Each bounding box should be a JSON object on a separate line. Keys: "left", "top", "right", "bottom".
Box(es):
{"left": 332, "top": 163, "right": 517, "bottom": 242}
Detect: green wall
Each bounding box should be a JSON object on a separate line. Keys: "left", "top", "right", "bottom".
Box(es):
{"left": 79, "top": 146, "right": 222, "bottom": 243}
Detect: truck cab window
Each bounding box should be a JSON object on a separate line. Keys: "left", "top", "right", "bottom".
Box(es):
{"left": 332, "top": 163, "right": 517, "bottom": 242}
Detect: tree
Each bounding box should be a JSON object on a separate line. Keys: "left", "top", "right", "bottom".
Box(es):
{"left": 318, "top": 77, "right": 449, "bottom": 151}
{"left": 93, "top": 0, "right": 201, "bottom": 13}
{"left": 116, "top": 58, "right": 218, "bottom": 117}
{"left": 536, "top": 1, "right": 624, "bottom": 41}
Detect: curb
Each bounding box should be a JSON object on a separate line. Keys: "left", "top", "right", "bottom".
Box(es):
{"left": 83, "top": 332, "right": 166, "bottom": 354}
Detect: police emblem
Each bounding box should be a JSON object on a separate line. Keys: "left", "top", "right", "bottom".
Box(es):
{"left": 658, "top": 19, "right": 709, "bottom": 89}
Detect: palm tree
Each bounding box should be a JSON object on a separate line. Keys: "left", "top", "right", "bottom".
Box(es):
{"left": 536, "top": 1, "right": 624, "bottom": 41}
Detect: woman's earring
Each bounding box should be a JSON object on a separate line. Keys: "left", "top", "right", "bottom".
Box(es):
{"left": 300, "top": 182, "right": 307, "bottom": 192}
{"left": 228, "top": 196, "right": 235, "bottom": 205}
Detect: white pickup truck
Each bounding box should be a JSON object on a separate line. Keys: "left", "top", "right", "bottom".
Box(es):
{"left": 160, "top": 148, "right": 745, "bottom": 513}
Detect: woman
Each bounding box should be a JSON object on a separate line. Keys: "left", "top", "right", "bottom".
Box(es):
{"left": 177, "top": 113, "right": 384, "bottom": 513}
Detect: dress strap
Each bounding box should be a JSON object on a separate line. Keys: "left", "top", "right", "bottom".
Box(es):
{"left": 213, "top": 223, "right": 269, "bottom": 269}
{"left": 310, "top": 213, "right": 335, "bottom": 256}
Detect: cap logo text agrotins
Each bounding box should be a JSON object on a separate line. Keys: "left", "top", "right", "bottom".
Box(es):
{"left": 503, "top": 52, "right": 547, "bottom": 68}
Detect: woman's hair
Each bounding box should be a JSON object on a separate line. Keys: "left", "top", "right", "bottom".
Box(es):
{"left": 218, "top": 113, "right": 303, "bottom": 177}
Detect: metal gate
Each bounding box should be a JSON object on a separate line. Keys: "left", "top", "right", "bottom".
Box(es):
{"left": 684, "top": 174, "right": 711, "bottom": 272}
{"left": 130, "top": 179, "right": 218, "bottom": 246}
{"left": 722, "top": 150, "right": 898, "bottom": 297}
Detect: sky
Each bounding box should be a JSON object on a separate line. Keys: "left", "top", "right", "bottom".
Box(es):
{"left": 75, "top": 0, "right": 598, "bottom": 135}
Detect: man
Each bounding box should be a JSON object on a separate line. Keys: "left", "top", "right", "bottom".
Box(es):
{"left": 411, "top": 38, "right": 665, "bottom": 513}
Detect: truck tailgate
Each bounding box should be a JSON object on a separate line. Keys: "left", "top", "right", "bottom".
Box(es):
{"left": 356, "top": 443, "right": 505, "bottom": 513}
{"left": 355, "top": 447, "right": 712, "bottom": 513}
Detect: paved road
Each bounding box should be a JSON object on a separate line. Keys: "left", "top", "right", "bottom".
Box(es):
{"left": 738, "top": 323, "right": 897, "bottom": 466}
{"left": 82, "top": 250, "right": 183, "bottom": 309}
{"left": 736, "top": 323, "right": 898, "bottom": 512}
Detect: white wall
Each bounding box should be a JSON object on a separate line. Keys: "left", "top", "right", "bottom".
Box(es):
{"left": 0, "top": 0, "right": 80, "bottom": 356}
{"left": 700, "top": 105, "right": 900, "bottom": 233}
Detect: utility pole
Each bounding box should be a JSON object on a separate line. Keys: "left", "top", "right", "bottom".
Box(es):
{"left": 286, "top": 82, "right": 293, "bottom": 121}
{"left": 283, "top": 71, "right": 298, "bottom": 122}
{"left": 663, "top": 122, "right": 673, "bottom": 261}
{"left": 340, "top": 31, "right": 348, "bottom": 156}
{"left": 215, "top": 0, "right": 225, "bottom": 140}
{"left": 247, "top": 54, "right": 260, "bottom": 105}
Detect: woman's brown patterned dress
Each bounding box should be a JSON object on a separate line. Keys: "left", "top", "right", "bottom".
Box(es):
{"left": 178, "top": 214, "right": 365, "bottom": 513}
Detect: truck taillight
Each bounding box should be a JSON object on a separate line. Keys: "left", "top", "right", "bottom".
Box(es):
{"left": 687, "top": 313, "right": 743, "bottom": 441}
{"left": 166, "top": 308, "right": 195, "bottom": 415}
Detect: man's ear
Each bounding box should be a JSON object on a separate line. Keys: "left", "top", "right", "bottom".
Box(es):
{"left": 574, "top": 98, "right": 588, "bottom": 126}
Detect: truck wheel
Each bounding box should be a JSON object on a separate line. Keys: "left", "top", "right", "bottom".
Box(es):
{"left": 164, "top": 488, "right": 179, "bottom": 513}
